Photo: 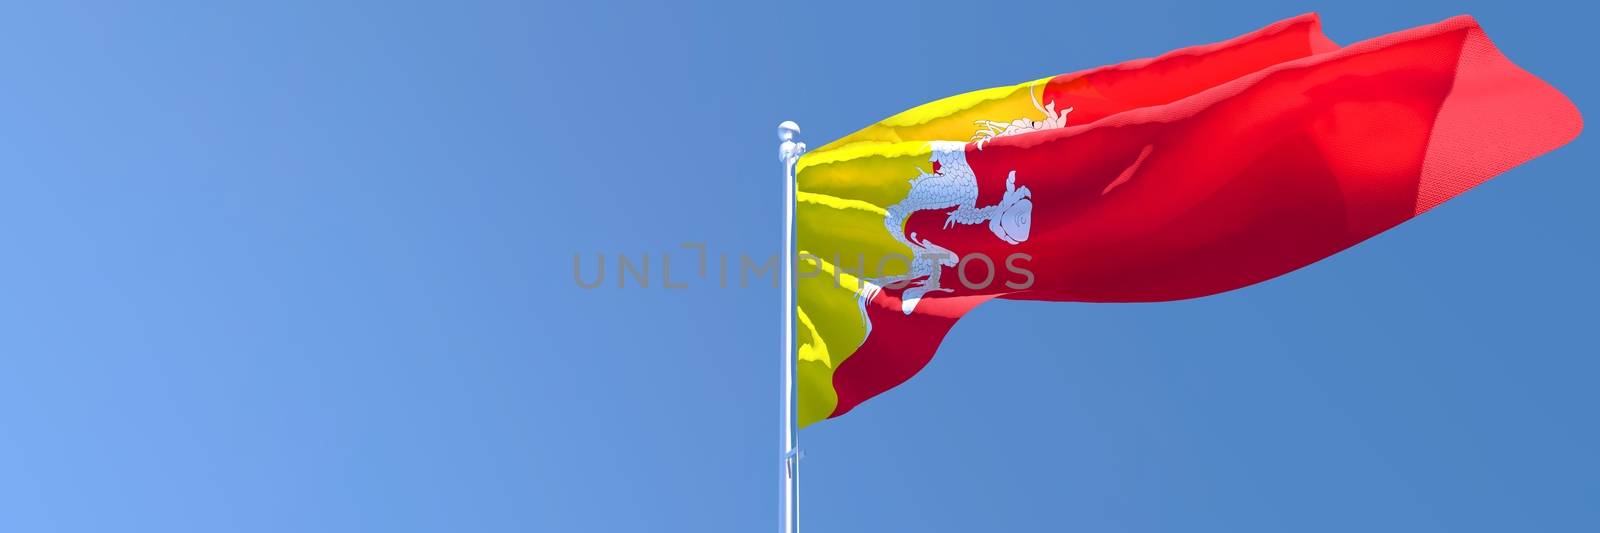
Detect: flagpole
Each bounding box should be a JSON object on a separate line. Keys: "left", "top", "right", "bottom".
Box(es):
{"left": 778, "top": 121, "right": 805, "bottom": 533}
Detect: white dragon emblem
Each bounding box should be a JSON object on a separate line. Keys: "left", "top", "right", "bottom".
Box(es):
{"left": 864, "top": 94, "right": 1070, "bottom": 314}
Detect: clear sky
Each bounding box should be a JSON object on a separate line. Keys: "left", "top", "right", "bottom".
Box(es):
{"left": 0, "top": 1, "right": 1594, "bottom": 532}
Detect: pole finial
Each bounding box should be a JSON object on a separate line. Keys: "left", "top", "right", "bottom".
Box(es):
{"left": 779, "top": 121, "right": 806, "bottom": 165}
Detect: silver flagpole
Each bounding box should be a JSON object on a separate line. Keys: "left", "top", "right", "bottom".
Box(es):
{"left": 778, "top": 121, "right": 805, "bottom": 533}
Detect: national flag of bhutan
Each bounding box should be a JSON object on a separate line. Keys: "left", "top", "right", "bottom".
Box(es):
{"left": 794, "top": 13, "right": 1580, "bottom": 427}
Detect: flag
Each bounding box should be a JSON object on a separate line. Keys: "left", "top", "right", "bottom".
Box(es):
{"left": 793, "top": 13, "right": 1581, "bottom": 427}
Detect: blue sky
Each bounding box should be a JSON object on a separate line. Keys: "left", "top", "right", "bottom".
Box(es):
{"left": 0, "top": 1, "right": 1594, "bottom": 532}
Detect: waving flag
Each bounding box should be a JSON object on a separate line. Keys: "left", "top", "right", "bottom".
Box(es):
{"left": 793, "top": 13, "right": 1581, "bottom": 427}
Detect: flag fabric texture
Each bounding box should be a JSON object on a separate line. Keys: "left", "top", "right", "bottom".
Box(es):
{"left": 793, "top": 13, "right": 1581, "bottom": 427}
